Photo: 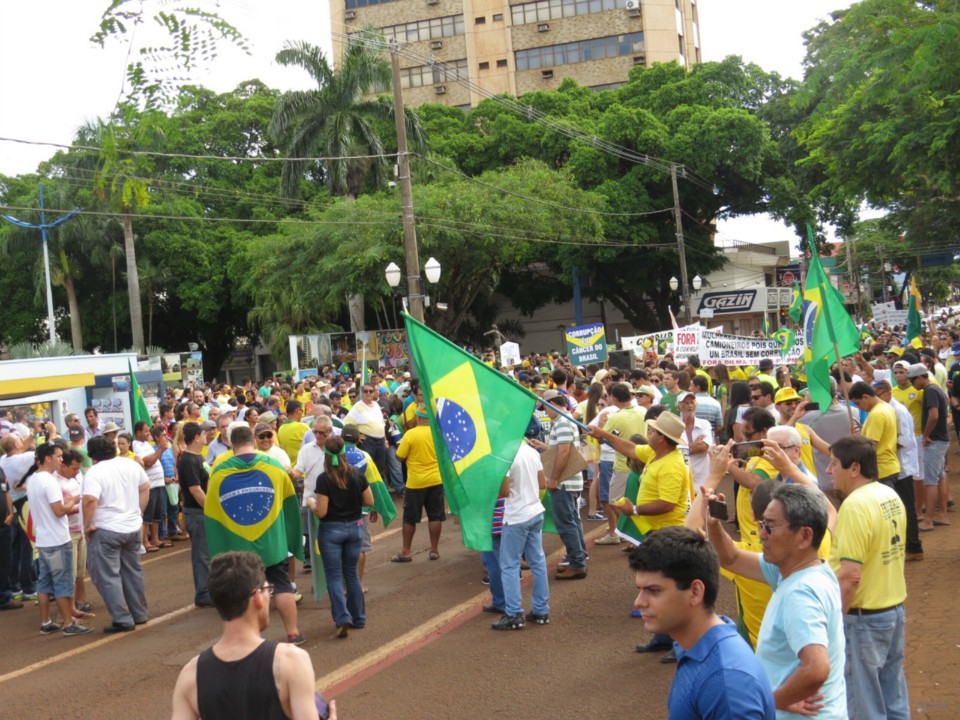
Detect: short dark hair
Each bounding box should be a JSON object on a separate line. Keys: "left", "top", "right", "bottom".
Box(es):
{"left": 150, "top": 424, "right": 165, "bottom": 440}
{"left": 88, "top": 436, "right": 118, "bottom": 462}
{"left": 750, "top": 479, "right": 777, "bottom": 520}
{"left": 830, "top": 435, "right": 879, "bottom": 481}
{"left": 645, "top": 405, "right": 667, "bottom": 422}
{"left": 133, "top": 420, "right": 149, "bottom": 435}
{"left": 691, "top": 375, "right": 709, "bottom": 393}
{"left": 628, "top": 526, "right": 720, "bottom": 611}
{"left": 208, "top": 551, "right": 266, "bottom": 621}
{"left": 687, "top": 354, "right": 701, "bottom": 368}
{"left": 230, "top": 425, "right": 254, "bottom": 447}
{"left": 742, "top": 406, "right": 776, "bottom": 434}
{"left": 84, "top": 407, "right": 98, "bottom": 417}
{"left": 756, "top": 381, "right": 775, "bottom": 399}
{"left": 771, "top": 484, "right": 829, "bottom": 549}
{"left": 285, "top": 399, "right": 302, "bottom": 415}
{"left": 847, "top": 381, "right": 876, "bottom": 400}
{"left": 183, "top": 422, "right": 204, "bottom": 445}
{"left": 61, "top": 448, "right": 84, "bottom": 466}
{"left": 35, "top": 442, "right": 61, "bottom": 467}
{"left": 609, "top": 383, "right": 631, "bottom": 403}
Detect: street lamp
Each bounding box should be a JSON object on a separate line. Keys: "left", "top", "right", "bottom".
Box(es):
{"left": 669, "top": 276, "right": 679, "bottom": 292}
{"left": 385, "top": 258, "right": 442, "bottom": 316}
{"left": 385, "top": 262, "right": 402, "bottom": 289}
{"left": 692, "top": 275, "right": 703, "bottom": 291}
{"left": 424, "top": 257, "right": 441, "bottom": 284}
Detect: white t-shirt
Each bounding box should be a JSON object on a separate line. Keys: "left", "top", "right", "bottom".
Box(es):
{"left": 504, "top": 442, "right": 545, "bottom": 526}
{"left": 590, "top": 405, "right": 619, "bottom": 463}
{"left": 27, "top": 471, "right": 71, "bottom": 548}
{"left": 679, "top": 418, "right": 714, "bottom": 491}
{"left": 261, "top": 445, "right": 291, "bottom": 471}
{"left": 83, "top": 457, "right": 149, "bottom": 534}
{"left": 1, "top": 451, "right": 35, "bottom": 502}
{"left": 133, "top": 440, "right": 165, "bottom": 489}
{"left": 294, "top": 443, "right": 325, "bottom": 508}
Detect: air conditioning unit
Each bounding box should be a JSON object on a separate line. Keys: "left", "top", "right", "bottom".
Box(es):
{"left": 344, "top": 9, "right": 357, "bottom": 19}
{"left": 431, "top": 40, "right": 443, "bottom": 49}
{"left": 632, "top": 54, "right": 646, "bottom": 66}
{"left": 537, "top": 23, "right": 549, "bottom": 32}
{"left": 435, "top": 85, "right": 447, "bottom": 94}
{"left": 541, "top": 69, "right": 554, "bottom": 79}
{"left": 625, "top": 0, "right": 640, "bottom": 9}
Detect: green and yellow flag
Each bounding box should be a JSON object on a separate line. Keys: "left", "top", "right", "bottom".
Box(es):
{"left": 344, "top": 443, "right": 397, "bottom": 527}
{"left": 906, "top": 277, "right": 923, "bottom": 349}
{"left": 404, "top": 313, "right": 536, "bottom": 551}
{"left": 788, "top": 281, "right": 804, "bottom": 323}
{"left": 205, "top": 453, "right": 304, "bottom": 566}
{"left": 802, "top": 226, "right": 861, "bottom": 409}
{"left": 772, "top": 327, "right": 796, "bottom": 357}
{"left": 128, "top": 360, "right": 151, "bottom": 426}
{"left": 615, "top": 470, "right": 647, "bottom": 545}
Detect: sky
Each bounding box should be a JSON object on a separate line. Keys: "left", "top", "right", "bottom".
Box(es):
{"left": 0, "top": 0, "right": 854, "bottom": 246}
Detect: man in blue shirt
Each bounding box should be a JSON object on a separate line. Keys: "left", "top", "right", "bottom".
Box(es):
{"left": 629, "top": 526, "right": 775, "bottom": 719}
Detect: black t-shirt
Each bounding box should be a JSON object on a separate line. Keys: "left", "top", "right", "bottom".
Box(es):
{"left": 178, "top": 452, "right": 209, "bottom": 510}
{"left": 315, "top": 468, "right": 369, "bottom": 522}
{"left": 921, "top": 383, "right": 949, "bottom": 442}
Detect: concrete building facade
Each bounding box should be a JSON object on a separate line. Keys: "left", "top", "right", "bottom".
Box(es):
{"left": 331, "top": 0, "right": 702, "bottom": 107}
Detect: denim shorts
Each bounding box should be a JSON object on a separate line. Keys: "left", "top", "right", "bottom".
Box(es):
{"left": 923, "top": 440, "right": 949, "bottom": 486}
{"left": 597, "top": 461, "right": 614, "bottom": 503}
{"left": 37, "top": 541, "right": 75, "bottom": 598}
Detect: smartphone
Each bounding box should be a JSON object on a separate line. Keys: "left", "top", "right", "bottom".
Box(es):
{"left": 732, "top": 440, "right": 765, "bottom": 460}
{"left": 805, "top": 402, "right": 820, "bottom": 411}
{"left": 708, "top": 499, "right": 728, "bottom": 521}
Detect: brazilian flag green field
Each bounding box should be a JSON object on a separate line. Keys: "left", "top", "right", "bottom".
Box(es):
{"left": 404, "top": 314, "right": 537, "bottom": 551}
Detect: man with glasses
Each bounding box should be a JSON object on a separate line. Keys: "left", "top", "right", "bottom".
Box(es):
{"left": 704, "top": 483, "right": 846, "bottom": 718}
{"left": 171, "top": 551, "right": 336, "bottom": 720}
{"left": 727, "top": 408, "right": 777, "bottom": 550}
{"left": 206, "top": 413, "right": 236, "bottom": 466}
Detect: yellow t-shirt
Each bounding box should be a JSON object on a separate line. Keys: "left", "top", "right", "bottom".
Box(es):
{"left": 277, "top": 420, "right": 310, "bottom": 467}
{"left": 695, "top": 368, "right": 714, "bottom": 396}
{"left": 345, "top": 401, "right": 386, "bottom": 439}
{"left": 604, "top": 406, "right": 647, "bottom": 473}
{"left": 630, "top": 446, "right": 689, "bottom": 531}
{"left": 830, "top": 481, "right": 907, "bottom": 610}
{"left": 755, "top": 372, "right": 779, "bottom": 390}
{"left": 403, "top": 402, "right": 417, "bottom": 428}
{"left": 729, "top": 367, "right": 747, "bottom": 382}
{"left": 890, "top": 384, "right": 923, "bottom": 435}
{"left": 396, "top": 425, "right": 441, "bottom": 489}
{"left": 862, "top": 402, "right": 901, "bottom": 479}
{"left": 795, "top": 423, "right": 816, "bottom": 481}
{"left": 737, "top": 456, "right": 777, "bottom": 551}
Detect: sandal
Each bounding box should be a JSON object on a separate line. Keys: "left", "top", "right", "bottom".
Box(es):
{"left": 429, "top": 550, "right": 440, "bottom": 561}
{"left": 390, "top": 554, "right": 412, "bottom": 563}
{"left": 145, "top": 546, "right": 160, "bottom": 553}
{"left": 158, "top": 541, "right": 174, "bottom": 548}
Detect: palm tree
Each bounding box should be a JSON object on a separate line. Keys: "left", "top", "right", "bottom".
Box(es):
{"left": 269, "top": 34, "right": 426, "bottom": 330}
{"left": 136, "top": 258, "right": 170, "bottom": 348}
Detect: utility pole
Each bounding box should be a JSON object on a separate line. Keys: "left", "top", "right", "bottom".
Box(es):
{"left": 389, "top": 41, "right": 424, "bottom": 323}
{"left": 671, "top": 163, "right": 692, "bottom": 325}
{"left": 876, "top": 243, "right": 888, "bottom": 303}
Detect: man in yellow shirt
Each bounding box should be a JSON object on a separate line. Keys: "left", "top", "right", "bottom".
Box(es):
{"left": 589, "top": 410, "right": 690, "bottom": 662}
{"left": 727, "top": 408, "right": 778, "bottom": 551}
{"left": 393, "top": 406, "right": 443, "bottom": 562}
{"left": 277, "top": 400, "right": 310, "bottom": 468}
{"left": 596, "top": 383, "right": 647, "bottom": 545}
{"left": 848, "top": 382, "right": 900, "bottom": 485}
{"left": 827, "top": 435, "right": 909, "bottom": 718}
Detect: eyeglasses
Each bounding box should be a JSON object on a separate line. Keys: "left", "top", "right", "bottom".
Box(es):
{"left": 757, "top": 519, "right": 788, "bottom": 534}
{"left": 748, "top": 384, "right": 760, "bottom": 390}
{"left": 314, "top": 429, "right": 330, "bottom": 436}
{"left": 250, "top": 583, "right": 274, "bottom": 597}
{"left": 743, "top": 428, "right": 759, "bottom": 438}
{"left": 348, "top": 393, "right": 358, "bottom": 398}
{"left": 257, "top": 432, "right": 273, "bottom": 439}
{"left": 362, "top": 388, "right": 375, "bottom": 394}
{"left": 778, "top": 444, "right": 798, "bottom": 450}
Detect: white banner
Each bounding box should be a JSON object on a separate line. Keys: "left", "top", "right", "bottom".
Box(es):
{"left": 499, "top": 341, "right": 521, "bottom": 368}
{"left": 871, "top": 302, "right": 908, "bottom": 326}
{"left": 670, "top": 328, "right": 807, "bottom": 366}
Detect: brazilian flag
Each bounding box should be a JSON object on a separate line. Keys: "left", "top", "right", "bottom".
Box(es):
{"left": 129, "top": 360, "right": 151, "bottom": 426}
{"left": 404, "top": 313, "right": 536, "bottom": 551}
{"left": 788, "top": 281, "right": 804, "bottom": 323}
{"left": 772, "top": 327, "right": 796, "bottom": 357}
{"left": 345, "top": 443, "right": 397, "bottom": 527}
{"left": 205, "top": 453, "right": 304, "bottom": 567}
{"left": 615, "top": 471, "right": 647, "bottom": 545}
{"left": 906, "top": 277, "right": 923, "bottom": 349}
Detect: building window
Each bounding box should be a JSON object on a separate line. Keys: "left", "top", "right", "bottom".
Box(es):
{"left": 510, "top": 0, "right": 625, "bottom": 27}
{"left": 515, "top": 32, "right": 643, "bottom": 71}
{"left": 493, "top": 12, "right": 504, "bottom": 20}
{"left": 345, "top": 0, "right": 398, "bottom": 8}
{"left": 475, "top": 16, "right": 486, "bottom": 24}
{"left": 397, "top": 58, "right": 469, "bottom": 89}
{"left": 379, "top": 15, "right": 466, "bottom": 43}
{"left": 479, "top": 61, "right": 490, "bottom": 70}
{"left": 496, "top": 58, "right": 508, "bottom": 67}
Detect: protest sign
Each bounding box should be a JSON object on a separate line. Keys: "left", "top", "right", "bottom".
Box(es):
{"left": 871, "top": 302, "right": 908, "bottom": 327}
{"left": 565, "top": 323, "right": 608, "bottom": 364}
{"left": 500, "top": 341, "right": 521, "bottom": 367}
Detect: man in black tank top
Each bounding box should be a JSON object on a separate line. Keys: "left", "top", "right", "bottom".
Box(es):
{"left": 170, "top": 551, "right": 337, "bottom": 720}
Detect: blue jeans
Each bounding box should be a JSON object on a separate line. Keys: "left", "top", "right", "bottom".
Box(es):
{"left": 843, "top": 605, "right": 909, "bottom": 719}
{"left": 480, "top": 534, "right": 504, "bottom": 610}
{"left": 317, "top": 520, "right": 365, "bottom": 628}
{"left": 549, "top": 489, "right": 586, "bottom": 570}
{"left": 500, "top": 513, "right": 549, "bottom": 617}
{"left": 0, "top": 523, "right": 13, "bottom": 605}
{"left": 182, "top": 508, "right": 210, "bottom": 605}
{"left": 386, "top": 447, "right": 405, "bottom": 494}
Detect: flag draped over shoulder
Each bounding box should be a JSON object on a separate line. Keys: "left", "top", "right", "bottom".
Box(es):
{"left": 129, "top": 360, "right": 151, "bottom": 426}
{"left": 345, "top": 443, "right": 398, "bottom": 528}
{"left": 802, "top": 226, "right": 861, "bottom": 409}
{"left": 205, "top": 453, "right": 304, "bottom": 567}
{"left": 404, "top": 313, "right": 537, "bottom": 552}
{"left": 907, "top": 277, "right": 923, "bottom": 349}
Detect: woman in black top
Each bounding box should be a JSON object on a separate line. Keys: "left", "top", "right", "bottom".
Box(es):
{"left": 314, "top": 435, "right": 373, "bottom": 638}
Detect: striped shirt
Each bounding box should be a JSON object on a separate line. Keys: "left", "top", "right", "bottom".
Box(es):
{"left": 547, "top": 415, "right": 583, "bottom": 491}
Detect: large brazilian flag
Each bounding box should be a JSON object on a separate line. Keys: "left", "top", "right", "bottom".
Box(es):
{"left": 205, "top": 452, "right": 304, "bottom": 567}
{"left": 404, "top": 313, "right": 537, "bottom": 552}
{"left": 345, "top": 443, "right": 398, "bottom": 527}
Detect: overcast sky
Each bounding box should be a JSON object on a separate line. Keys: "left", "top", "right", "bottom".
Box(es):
{"left": 0, "top": 0, "right": 853, "bottom": 245}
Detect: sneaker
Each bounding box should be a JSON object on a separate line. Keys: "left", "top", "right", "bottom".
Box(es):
{"left": 595, "top": 534, "right": 621, "bottom": 545}
{"left": 62, "top": 622, "right": 94, "bottom": 637}
{"left": 76, "top": 602, "right": 93, "bottom": 613}
{"left": 554, "top": 567, "right": 587, "bottom": 581}
{"left": 491, "top": 613, "right": 525, "bottom": 630}
{"left": 480, "top": 574, "right": 490, "bottom": 586}
{"left": 0, "top": 599, "right": 24, "bottom": 610}
{"left": 587, "top": 513, "right": 606, "bottom": 521}
{"left": 23, "top": 592, "right": 38, "bottom": 601}
{"left": 557, "top": 556, "right": 570, "bottom": 568}
{"left": 138, "top": 544, "right": 147, "bottom": 555}
{"left": 40, "top": 621, "right": 63, "bottom": 635}
{"left": 293, "top": 592, "right": 303, "bottom": 604}
{"left": 526, "top": 612, "right": 549, "bottom": 625}
{"left": 287, "top": 633, "right": 307, "bottom": 645}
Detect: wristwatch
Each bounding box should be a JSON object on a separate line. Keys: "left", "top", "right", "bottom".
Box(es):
{"left": 633, "top": 504, "right": 640, "bottom": 516}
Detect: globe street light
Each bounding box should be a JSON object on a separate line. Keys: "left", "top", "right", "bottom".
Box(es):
{"left": 669, "top": 276, "right": 679, "bottom": 292}
{"left": 385, "top": 262, "right": 402, "bottom": 289}
{"left": 424, "top": 257, "right": 442, "bottom": 284}
{"left": 693, "top": 275, "right": 703, "bottom": 291}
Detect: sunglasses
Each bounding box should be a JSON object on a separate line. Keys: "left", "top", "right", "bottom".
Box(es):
{"left": 257, "top": 432, "right": 273, "bottom": 439}
{"left": 362, "top": 388, "right": 375, "bottom": 394}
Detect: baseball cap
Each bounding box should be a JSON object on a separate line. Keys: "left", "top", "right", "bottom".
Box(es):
{"left": 906, "top": 363, "right": 929, "bottom": 379}
{"left": 676, "top": 391, "right": 694, "bottom": 404}
{"left": 538, "top": 366, "right": 550, "bottom": 375}
{"left": 259, "top": 411, "right": 277, "bottom": 424}
{"left": 200, "top": 420, "right": 217, "bottom": 430}
{"left": 341, "top": 424, "right": 361, "bottom": 443}
{"left": 541, "top": 389, "right": 562, "bottom": 402}
{"left": 892, "top": 360, "right": 911, "bottom": 371}
{"left": 774, "top": 387, "right": 801, "bottom": 404}
{"left": 886, "top": 346, "right": 904, "bottom": 356}
{"left": 593, "top": 369, "right": 609, "bottom": 383}
{"left": 630, "top": 386, "right": 656, "bottom": 397}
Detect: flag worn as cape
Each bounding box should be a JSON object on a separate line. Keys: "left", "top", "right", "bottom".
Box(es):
{"left": 404, "top": 313, "right": 536, "bottom": 551}
{"left": 205, "top": 452, "right": 304, "bottom": 566}
{"left": 129, "top": 360, "right": 151, "bottom": 426}
{"left": 906, "top": 277, "right": 923, "bottom": 349}
{"left": 345, "top": 442, "right": 397, "bottom": 527}
{"left": 802, "top": 226, "right": 861, "bottom": 410}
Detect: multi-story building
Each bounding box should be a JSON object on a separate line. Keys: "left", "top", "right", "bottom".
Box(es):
{"left": 331, "top": 0, "right": 702, "bottom": 108}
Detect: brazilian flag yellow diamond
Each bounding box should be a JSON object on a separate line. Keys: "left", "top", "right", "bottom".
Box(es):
{"left": 431, "top": 361, "right": 492, "bottom": 476}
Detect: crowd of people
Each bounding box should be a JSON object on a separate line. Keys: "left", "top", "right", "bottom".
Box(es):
{"left": 0, "top": 312, "right": 957, "bottom": 718}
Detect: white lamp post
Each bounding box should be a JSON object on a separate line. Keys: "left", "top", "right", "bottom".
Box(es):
{"left": 669, "top": 276, "right": 679, "bottom": 292}
{"left": 385, "top": 262, "right": 402, "bottom": 289}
